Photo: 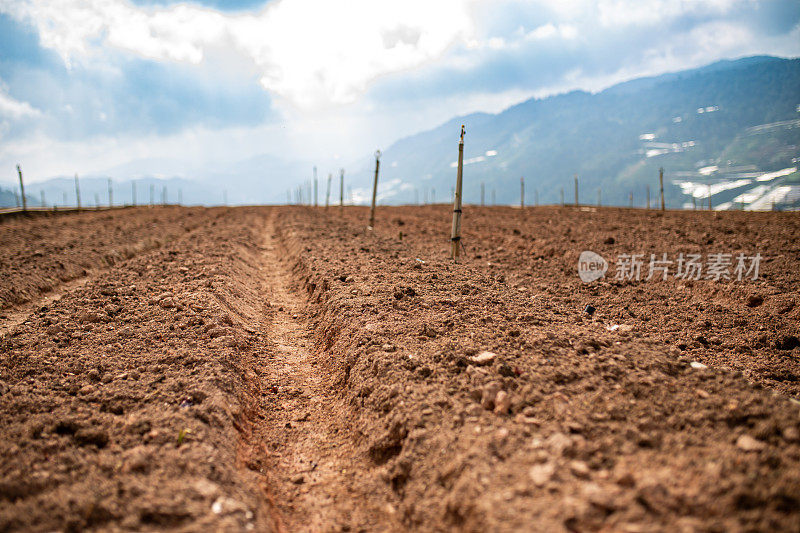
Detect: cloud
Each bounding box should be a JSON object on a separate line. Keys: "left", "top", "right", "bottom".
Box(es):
{"left": 0, "top": 87, "right": 41, "bottom": 119}
{"left": 1, "top": 0, "right": 474, "bottom": 109}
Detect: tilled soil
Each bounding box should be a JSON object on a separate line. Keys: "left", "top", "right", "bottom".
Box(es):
{"left": 0, "top": 205, "right": 798, "bottom": 532}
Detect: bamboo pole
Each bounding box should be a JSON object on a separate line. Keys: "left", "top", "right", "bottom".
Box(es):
{"left": 646, "top": 184, "right": 650, "bottom": 209}
{"left": 108, "top": 178, "right": 113, "bottom": 208}
{"left": 313, "top": 166, "right": 318, "bottom": 207}
{"left": 150, "top": 184, "right": 154, "bottom": 207}
{"left": 708, "top": 184, "right": 712, "bottom": 210}
{"left": 450, "top": 125, "right": 466, "bottom": 260}
{"left": 574, "top": 174, "right": 578, "bottom": 206}
{"left": 629, "top": 192, "right": 633, "bottom": 208}
{"left": 325, "top": 173, "right": 331, "bottom": 209}
{"left": 75, "top": 174, "right": 82, "bottom": 210}
{"left": 340, "top": 169, "right": 344, "bottom": 210}
{"left": 659, "top": 167, "right": 665, "bottom": 211}
{"left": 520, "top": 176, "right": 524, "bottom": 209}
{"left": 368, "top": 150, "right": 381, "bottom": 229}
{"left": 481, "top": 182, "right": 485, "bottom": 207}
{"left": 17, "top": 165, "right": 27, "bottom": 212}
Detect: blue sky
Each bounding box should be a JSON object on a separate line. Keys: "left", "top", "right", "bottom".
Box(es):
{"left": 0, "top": 0, "right": 798, "bottom": 183}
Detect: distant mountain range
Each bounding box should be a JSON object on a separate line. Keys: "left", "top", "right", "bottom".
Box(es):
{"left": 2, "top": 55, "right": 798, "bottom": 209}
{"left": 357, "top": 55, "right": 800, "bottom": 209}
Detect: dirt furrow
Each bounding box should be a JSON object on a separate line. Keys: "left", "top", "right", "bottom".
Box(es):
{"left": 239, "top": 210, "right": 401, "bottom": 531}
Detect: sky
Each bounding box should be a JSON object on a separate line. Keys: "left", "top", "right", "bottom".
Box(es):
{"left": 0, "top": 0, "right": 799, "bottom": 185}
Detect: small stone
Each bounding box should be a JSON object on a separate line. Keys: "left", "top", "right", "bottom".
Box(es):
{"left": 618, "top": 324, "right": 634, "bottom": 334}
{"left": 291, "top": 474, "right": 305, "bottom": 485}
{"left": 469, "top": 351, "right": 496, "bottom": 365}
{"left": 529, "top": 462, "right": 556, "bottom": 487}
{"left": 546, "top": 432, "right": 573, "bottom": 456}
{"left": 583, "top": 304, "right": 596, "bottom": 316}
{"left": 604, "top": 237, "right": 615, "bottom": 245}
{"left": 381, "top": 344, "right": 396, "bottom": 352}
{"left": 493, "top": 391, "right": 511, "bottom": 415}
{"left": 782, "top": 426, "right": 799, "bottom": 443}
{"left": 736, "top": 434, "right": 766, "bottom": 452}
{"left": 570, "top": 460, "right": 591, "bottom": 479}
{"left": 689, "top": 361, "right": 708, "bottom": 370}
{"left": 159, "top": 298, "right": 177, "bottom": 309}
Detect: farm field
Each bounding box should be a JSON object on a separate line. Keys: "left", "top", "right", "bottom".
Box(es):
{"left": 0, "top": 205, "right": 799, "bottom": 532}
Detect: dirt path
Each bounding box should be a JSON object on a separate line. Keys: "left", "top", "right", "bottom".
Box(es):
{"left": 243, "top": 211, "right": 399, "bottom": 532}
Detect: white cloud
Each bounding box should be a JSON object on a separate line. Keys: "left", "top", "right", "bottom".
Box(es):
{"left": 0, "top": 88, "right": 41, "bottom": 119}
{"left": 1, "top": 0, "right": 474, "bottom": 109}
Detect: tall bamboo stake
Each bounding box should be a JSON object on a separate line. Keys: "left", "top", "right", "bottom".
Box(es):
{"left": 339, "top": 169, "right": 344, "bottom": 210}
{"left": 646, "top": 185, "right": 650, "bottom": 209}
{"left": 481, "top": 182, "right": 485, "bottom": 206}
{"left": 520, "top": 176, "right": 524, "bottom": 209}
{"left": 108, "top": 178, "right": 113, "bottom": 208}
{"left": 450, "top": 125, "right": 466, "bottom": 260}
{"left": 708, "top": 185, "right": 712, "bottom": 210}
{"left": 629, "top": 192, "right": 633, "bottom": 208}
{"left": 659, "top": 167, "right": 665, "bottom": 211}
{"left": 491, "top": 189, "right": 495, "bottom": 205}
{"left": 16, "top": 165, "right": 27, "bottom": 212}
{"left": 368, "top": 150, "right": 381, "bottom": 229}
{"left": 574, "top": 174, "right": 578, "bottom": 206}
{"left": 325, "top": 173, "right": 331, "bottom": 209}
{"left": 75, "top": 173, "right": 82, "bottom": 210}
{"left": 313, "top": 166, "right": 318, "bottom": 207}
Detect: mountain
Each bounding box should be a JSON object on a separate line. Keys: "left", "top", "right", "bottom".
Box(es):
{"left": 357, "top": 55, "right": 800, "bottom": 209}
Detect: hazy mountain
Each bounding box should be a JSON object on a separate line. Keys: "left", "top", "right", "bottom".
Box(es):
{"left": 356, "top": 55, "right": 800, "bottom": 209}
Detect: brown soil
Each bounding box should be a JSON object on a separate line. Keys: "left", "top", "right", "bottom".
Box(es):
{"left": 1, "top": 205, "right": 798, "bottom": 532}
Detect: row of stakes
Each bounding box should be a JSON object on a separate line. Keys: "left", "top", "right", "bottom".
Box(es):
{"left": 324, "top": 125, "right": 673, "bottom": 261}
{"left": 9, "top": 166, "right": 184, "bottom": 211}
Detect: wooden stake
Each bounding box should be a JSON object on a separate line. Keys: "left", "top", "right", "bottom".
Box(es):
{"left": 708, "top": 185, "right": 712, "bottom": 210}
{"left": 574, "top": 174, "right": 579, "bottom": 206}
{"left": 313, "top": 166, "right": 318, "bottom": 207}
{"left": 481, "top": 182, "right": 485, "bottom": 207}
{"left": 325, "top": 173, "right": 331, "bottom": 209}
{"left": 16, "top": 165, "right": 27, "bottom": 212}
{"left": 520, "top": 176, "right": 524, "bottom": 209}
{"left": 629, "top": 192, "right": 633, "bottom": 208}
{"left": 75, "top": 174, "right": 82, "bottom": 210}
{"left": 450, "top": 125, "right": 466, "bottom": 260}
{"left": 108, "top": 178, "right": 113, "bottom": 208}
{"left": 368, "top": 150, "right": 380, "bottom": 229}
{"left": 150, "top": 184, "right": 154, "bottom": 207}
{"left": 646, "top": 184, "right": 650, "bottom": 209}
{"left": 659, "top": 167, "right": 665, "bottom": 211}
{"left": 340, "top": 169, "right": 344, "bottom": 210}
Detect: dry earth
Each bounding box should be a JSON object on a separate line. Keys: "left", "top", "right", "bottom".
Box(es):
{"left": 0, "top": 205, "right": 798, "bottom": 532}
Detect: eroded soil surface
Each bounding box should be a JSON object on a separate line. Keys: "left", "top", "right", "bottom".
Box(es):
{"left": 0, "top": 205, "right": 798, "bottom": 532}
